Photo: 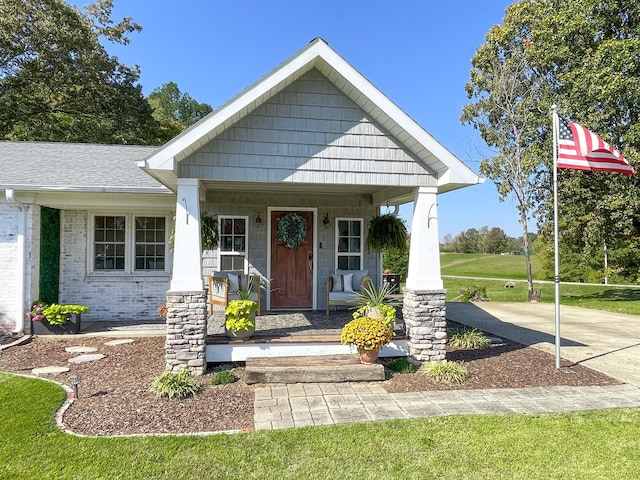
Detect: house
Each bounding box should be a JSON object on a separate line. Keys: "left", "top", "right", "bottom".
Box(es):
{"left": 0, "top": 39, "right": 482, "bottom": 372}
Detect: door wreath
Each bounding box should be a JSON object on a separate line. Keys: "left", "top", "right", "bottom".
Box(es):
{"left": 277, "top": 213, "right": 307, "bottom": 249}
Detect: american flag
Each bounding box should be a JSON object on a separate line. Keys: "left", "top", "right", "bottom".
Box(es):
{"left": 557, "top": 116, "right": 634, "bottom": 175}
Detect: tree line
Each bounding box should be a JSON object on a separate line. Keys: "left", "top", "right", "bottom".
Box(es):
{"left": 440, "top": 227, "right": 537, "bottom": 255}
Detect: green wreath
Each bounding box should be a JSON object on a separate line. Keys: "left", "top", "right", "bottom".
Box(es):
{"left": 277, "top": 213, "right": 307, "bottom": 249}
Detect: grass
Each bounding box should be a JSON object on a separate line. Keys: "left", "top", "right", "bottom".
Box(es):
{"left": 2, "top": 373, "right": 640, "bottom": 479}
{"left": 443, "top": 277, "right": 640, "bottom": 315}
{"left": 448, "top": 328, "right": 492, "bottom": 349}
{"left": 419, "top": 360, "right": 469, "bottom": 383}
{"left": 441, "top": 252, "right": 543, "bottom": 280}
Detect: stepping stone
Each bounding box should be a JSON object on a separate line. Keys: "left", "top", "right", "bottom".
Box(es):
{"left": 104, "top": 338, "right": 134, "bottom": 346}
{"left": 68, "top": 353, "right": 105, "bottom": 364}
{"left": 32, "top": 366, "right": 69, "bottom": 375}
{"left": 65, "top": 346, "right": 98, "bottom": 354}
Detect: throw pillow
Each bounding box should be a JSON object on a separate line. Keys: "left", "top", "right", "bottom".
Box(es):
{"left": 331, "top": 273, "right": 354, "bottom": 293}
{"left": 336, "top": 269, "right": 369, "bottom": 291}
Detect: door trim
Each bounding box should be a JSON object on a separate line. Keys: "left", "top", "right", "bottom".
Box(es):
{"left": 266, "top": 207, "right": 317, "bottom": 311}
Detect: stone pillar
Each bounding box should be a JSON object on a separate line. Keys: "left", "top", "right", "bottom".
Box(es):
{"left": 403, "top": 289, "right": 447, "bottom": 363}
{"left": 165, "top": 290, "right": 207, "bottom": 375}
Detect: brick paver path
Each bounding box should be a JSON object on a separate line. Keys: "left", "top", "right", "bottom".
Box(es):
{"left": 254, "top": 383, "right": 640, "bottom": 430}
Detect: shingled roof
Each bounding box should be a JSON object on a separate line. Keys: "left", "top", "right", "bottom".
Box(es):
{"left": 0, "top": 141, "right": 170, "bottom": 194}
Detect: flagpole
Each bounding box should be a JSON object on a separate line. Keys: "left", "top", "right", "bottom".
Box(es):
{"left": 551, "top": 105, "right": 561, "bottom": 369}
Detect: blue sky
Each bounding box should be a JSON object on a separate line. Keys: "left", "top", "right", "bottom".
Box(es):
{"left": 72, "top": 0, "right": 524, "bottom": 239}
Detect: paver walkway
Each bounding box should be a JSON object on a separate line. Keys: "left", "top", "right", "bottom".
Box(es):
{"left": 255, "top": 302, "right": 640, "bottom": 431}
{"left": 254, "top": 382, "right": 640, "bottom": 430}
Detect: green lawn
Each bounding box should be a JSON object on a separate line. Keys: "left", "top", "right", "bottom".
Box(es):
{"left": 440, "top": 252, "right": 543, "bottom": 280}
{"left": 2, "top": 373, "right": 640, "bottom": 479}
{"left": 440, "top": 253, "right": 640, "bottom": 315}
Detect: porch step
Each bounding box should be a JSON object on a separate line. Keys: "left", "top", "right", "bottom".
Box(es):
{"left": 245, "top": 354, "right": 385, "bottom": 384}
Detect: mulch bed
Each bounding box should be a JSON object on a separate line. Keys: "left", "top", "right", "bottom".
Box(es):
{"left": 0, "top": 326, "right": 620, "bottom": 436}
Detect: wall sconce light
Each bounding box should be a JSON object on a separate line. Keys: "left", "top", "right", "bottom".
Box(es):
{"left": 255, "top": 213, "right": 263, "bottom": 227}
{"left": 323, "top": 212, "right": 331, "bottom": 228}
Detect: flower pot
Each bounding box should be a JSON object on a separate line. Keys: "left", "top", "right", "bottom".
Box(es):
{"left": 358, "top": 348, "right": 380, "bottom": 364}
{"left": 30, "top": 313, "right": 81, "bottom": 335}
{"left": 226, "top": 325, "right": 255, "bottom": 339}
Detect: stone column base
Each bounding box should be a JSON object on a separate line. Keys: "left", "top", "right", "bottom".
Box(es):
{"left": 165, "top": 290, "right": 207, "bottom": 375}
{"left": 403, "top": 289, "right": 447, "bottom": 363}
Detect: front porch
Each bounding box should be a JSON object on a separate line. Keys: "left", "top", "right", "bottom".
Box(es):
{"left": 205, "top": 309, "right": 409, "bottom": 363}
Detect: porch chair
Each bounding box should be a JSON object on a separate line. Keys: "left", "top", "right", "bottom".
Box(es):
{"left": 207, "top": 272, "right": 261, "bottom": 315}
{"left": 326, "top": 269, "right": 372, "bottom": 316}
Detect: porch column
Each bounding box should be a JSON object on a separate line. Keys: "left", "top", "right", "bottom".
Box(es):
{"left": 165, "top": 178, "right": 206, "bottom": 375}
{"left": 170, "top": 178, "right": 203, "bottom": 291}
{"left": 403, "top": 187, "right": 447, "bottom": 363}
{"left": 406, "top": 187, "right": 442, "bottom": 290}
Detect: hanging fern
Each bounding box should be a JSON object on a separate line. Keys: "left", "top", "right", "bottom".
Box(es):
{"left": 366, "top": 213, "right": 408, "bottom": 253}
{"left": 200, "top": 213, "right": 219, "bottom": 250}
{"left": 168, "top": 213, "right": 219, "bottom": 251}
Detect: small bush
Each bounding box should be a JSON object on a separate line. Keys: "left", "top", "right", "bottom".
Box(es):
{"left": 385, "top": 357, "right": 416, "bottom": 373}
{"left": 151, "top": 369, "right": 200, "bottom": 400}
{"left": 419, "top": 360, "right": 468, "bottom": 383}
{"left": 212, "top": 370, "right": 236, "bottom": 385}
{"left": 448, "top": 328, "right": 492, "bottom": 349}
{"left": 458, "top": 285, "right": 489, "bottom": 302}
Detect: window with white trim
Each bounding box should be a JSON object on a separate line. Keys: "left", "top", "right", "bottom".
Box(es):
{"left": 91, "top": 214, "right": 169, "bottom": 273}
{"left": 335, "top": 218, "right": 363, "bottom": 270}
{"left": 218, "top": 216, "right": 248, "bottom": 272}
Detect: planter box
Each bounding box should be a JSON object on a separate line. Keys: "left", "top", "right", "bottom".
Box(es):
{"left": 30, "top": 313, "right": 81, "bottom": 335}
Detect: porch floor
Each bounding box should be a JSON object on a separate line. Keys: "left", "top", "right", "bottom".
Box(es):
{"left": 206, "top": 309, "right": 406, "bottom": 342}
{"left": 206, "top": 309, "right": 409, "bottom": 363}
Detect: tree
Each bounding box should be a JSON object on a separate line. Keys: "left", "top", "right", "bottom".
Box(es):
{"left": 462, "top": 22, "right": 549, "bottom": 299}
{"left": 456, "top": 228, "right": 480, "bottom": 253}
{"left": 485, "top": 227, "right": 509, "bottom": 254}
{"left": 0, "top": 0, "right": 160, "bottom": 144}
{"left": 148, "top": 82, "right": 212, "bottom": 140}
{"left": 464, "top": 0, "right": 640, "bottom": 290}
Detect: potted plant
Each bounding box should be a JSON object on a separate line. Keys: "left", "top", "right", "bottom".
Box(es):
{"left": 352, "top": 282, "right": 397, "bottom": 333}
{"left": 366, "top": 213, "right": 408, "bottom": 253}
{"left": 28, "top": 302, "right": 89, "bottom": 335}
{"left": 340, "top": 316, "right": 392, "bottom": 364}
{"left": 224, "top": 299, "right": 258, "bottom": 339}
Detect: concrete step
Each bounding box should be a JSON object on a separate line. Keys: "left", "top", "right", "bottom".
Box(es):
{"left": 245, "top": 354, "right": 386, "bottom": 384}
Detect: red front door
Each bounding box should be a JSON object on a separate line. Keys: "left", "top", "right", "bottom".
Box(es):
{"left": 270, "top": 210, "right": 314, "bottom": 309}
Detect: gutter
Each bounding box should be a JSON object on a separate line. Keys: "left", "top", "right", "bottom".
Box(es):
{"left": 5, "top": 189, "right": 27, "bottom": 333}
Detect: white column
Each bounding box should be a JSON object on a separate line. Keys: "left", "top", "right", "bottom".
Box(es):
{"left": 405, "top": 187, "right": 443, "bottom": 290}
{"left": 170, "top": 179, "right": 203, "bottom": 291}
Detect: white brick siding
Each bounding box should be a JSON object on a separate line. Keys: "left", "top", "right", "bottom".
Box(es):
{"left": 59, "top": 211, "right": 170, "bottom": 321}
{"left": 0, "top": 203, "right": 19, "bottom": 329}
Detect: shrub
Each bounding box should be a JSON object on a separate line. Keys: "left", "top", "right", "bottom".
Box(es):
{"left": 458, "top": 285, "right": 489, "bottom": 302}
{"left": 419, "top": 360, "right": 468, "bottom": 383}
{"left": 212, "top": 370, "right": 236, "bottom": 385}
{"left": 448, "top": 328, "right": 492, "bottom": 349}
{"left": 41, "top": 304, "right": 89, "bottom": 325}
{"left": 385, "top": 357, "right": 416, "bottom": 373}
{"left": 224, "top": 299, "right": 257, "bottom": 333}
{"left": 151, "top": 369, "right": 200, "bottom": 400}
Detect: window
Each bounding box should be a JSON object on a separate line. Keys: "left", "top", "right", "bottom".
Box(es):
{"left": 92, "top": 214, "right": 168, "bottom": 274}
{"left": 335, "top": 218, "right": 363, "bottom": 270}
{"left": 219, "top": 216, "right": 248, "bottom": 272}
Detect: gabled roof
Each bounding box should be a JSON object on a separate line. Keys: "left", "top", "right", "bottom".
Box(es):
{"left": 141, "top": 38, "right": 481, "bottom": 195}
{"left": 0, "top": 141, "right": 170, "bottom": 194}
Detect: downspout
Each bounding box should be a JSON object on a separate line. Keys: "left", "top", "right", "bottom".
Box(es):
{"left": 6, "top": 189, "right": 27, "bottom": 333}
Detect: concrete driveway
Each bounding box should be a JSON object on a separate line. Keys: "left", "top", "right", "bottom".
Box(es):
{"left": 446, "top": 302, "right": 640, "bottom": 386}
